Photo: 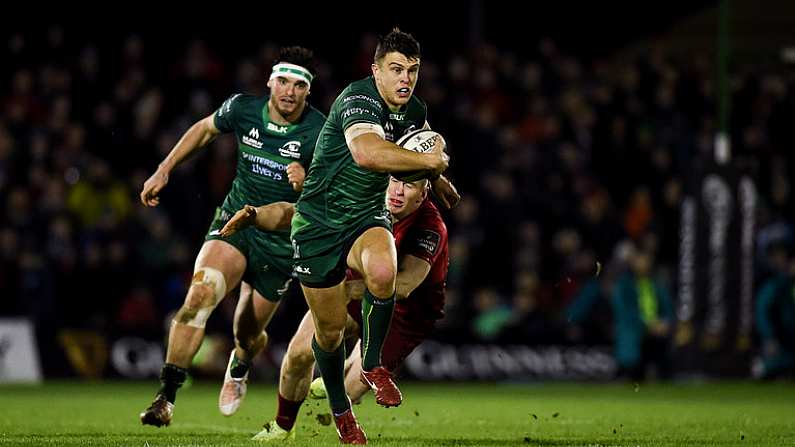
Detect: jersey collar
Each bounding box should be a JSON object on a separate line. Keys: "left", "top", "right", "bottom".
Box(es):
{"left": 262, "top": 100, "right": 300, "bottom": 136}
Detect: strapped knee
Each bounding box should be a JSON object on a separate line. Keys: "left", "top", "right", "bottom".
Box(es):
{"left": 182, "top": 267, "right": 227, "bottom": 328}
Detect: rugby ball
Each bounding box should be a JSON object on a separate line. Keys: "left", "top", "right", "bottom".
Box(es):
{"left": 394, "top": 129, "right": 445, "bottom": 182}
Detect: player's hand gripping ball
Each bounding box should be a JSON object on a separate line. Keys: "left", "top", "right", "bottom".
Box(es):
{"left": 394, "top": 129, "right": 446, "bottom": 182}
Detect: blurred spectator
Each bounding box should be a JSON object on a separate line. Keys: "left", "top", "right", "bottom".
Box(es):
{"left": 753, "top": 257, "right": 795, "bottom": 379}
{"left": 612, "top": 246, "right": 674, "bottom": 381}
{"left": 471, "top": 287, "right": 512, "bottom": 341}
{"left": 503, "top": 270, "right": 550, "bottom": 343}
{"left": 565, "top": 276, "right": 613, "bottom": 345}
{"left": 66, "top": 158, "right": 132, "bottom": 229}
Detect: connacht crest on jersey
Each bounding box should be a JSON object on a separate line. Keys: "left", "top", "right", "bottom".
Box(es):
{"left": 279, "top": 141, "right": 302, "bottom": 159}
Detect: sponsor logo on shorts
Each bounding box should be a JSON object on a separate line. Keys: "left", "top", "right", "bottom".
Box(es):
{"left": 294, "top": 265, "right": 312, "bottom": 275}
{"left": 291, "top": 240, "right": 300, "bottom": 258}
{"left": 276, "top": 278, "right": 292, "bottom": 296}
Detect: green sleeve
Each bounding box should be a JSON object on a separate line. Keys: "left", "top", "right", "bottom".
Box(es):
{"left": 338, "top": 92, "right": 383, "bottom": 131}
{"left": 213, "top": 93, "right": 243, "bottom": 133}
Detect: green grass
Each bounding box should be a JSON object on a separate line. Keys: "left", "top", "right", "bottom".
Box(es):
{"left": 0, "top": 381, "right": 793, "bottom": 446}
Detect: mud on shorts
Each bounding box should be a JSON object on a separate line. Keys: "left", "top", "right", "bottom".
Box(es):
{"left": 205, "top": 207, "right": 294, "bottom": 302}
{"left": 290, "top": 210, "right": 392, "bottom": 288}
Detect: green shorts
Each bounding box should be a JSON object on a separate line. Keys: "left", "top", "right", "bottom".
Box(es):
{"left": 290, "top": 210, "right": 392, "bottom": 288}
{"left": 205, "top": 207, "right": 294, "bottom": 302}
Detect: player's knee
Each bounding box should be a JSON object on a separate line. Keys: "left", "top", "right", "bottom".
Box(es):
{"left": 285, "top": 338, "right": 315, "bottom": 371}
{"left": 236, "top": 330, "right": 267, "bottom": 353}
{"left": 183, "top": 283, "right": 214, "bottom": 312}
{"left": 364, "top": 264, "right": 396, "bottom": 297}
{"left": 314, "top": 326, "right": 345, "bottom": 352}
{"left": 174, "top": 267, "right": 227, "bottom": 328}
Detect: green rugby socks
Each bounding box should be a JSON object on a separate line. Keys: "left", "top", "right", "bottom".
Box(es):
{"left": 361, "top": 289, "right": 395, "bottom": 371}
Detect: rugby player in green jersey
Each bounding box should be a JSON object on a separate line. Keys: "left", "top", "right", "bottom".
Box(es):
{"left": 288, "top": 29, "right": 450, "bottom": 444}
{"left": 138, "top": 47, "right": 327, "bottom": 427}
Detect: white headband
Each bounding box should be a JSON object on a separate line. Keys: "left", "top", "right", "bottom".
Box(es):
{"left": 270, "top": 62, "right": 313, "bottom": 86}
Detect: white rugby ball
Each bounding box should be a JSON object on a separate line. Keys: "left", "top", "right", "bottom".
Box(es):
{"left": 394, "top": 129, "right": 445, "bottom": 182}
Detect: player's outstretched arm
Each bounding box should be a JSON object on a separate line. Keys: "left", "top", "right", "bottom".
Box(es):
{"left": 420, "top": 121, "right": 460, "bottom": 208}
{"left": 394, "top": 255, "right": 432, "bottom": 300}
{"left": 140, "top": 114, "right": 220, "bottom": 207}
{"left": 431, "top": 174, "right": 461, "bottom": 209}
{"left": 219, "top": 202, "right": 295, "bottom": 237}
{"left": 347, "top": 131, "right": 448, "bottom": 177}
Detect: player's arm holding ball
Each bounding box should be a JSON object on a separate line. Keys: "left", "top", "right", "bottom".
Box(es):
{"left": 346, "top": 125, "right": 448, "bottom": 176}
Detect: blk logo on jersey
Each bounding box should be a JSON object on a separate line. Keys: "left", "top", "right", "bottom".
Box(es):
{"left": 267, "top": 122, "right": 289, "bottom": 134}
{"left": 279, "top": 141, "right": 302, "bottom": 159}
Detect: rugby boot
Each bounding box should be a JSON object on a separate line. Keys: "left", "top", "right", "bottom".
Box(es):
{"left": 218, "top": 351, "right": 248, "bottom": 416}
{"left": 360, "top": 366, "right": 402, "bottom": 407}
{"left": 334, "top": 409, "right": 367, "bottom": 444}
{"left": 140, "top": 395, "right": 174, "bottom": 427}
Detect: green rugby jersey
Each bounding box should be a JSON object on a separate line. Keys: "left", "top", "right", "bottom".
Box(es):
{"left": 295, "top": 76, "right": 427, "bottom": 230}
{"left": 213, "top": 93, "right": 326, "bottom": 258}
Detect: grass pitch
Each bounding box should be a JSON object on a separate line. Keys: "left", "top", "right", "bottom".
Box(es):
{"left": 0, "top": 380, "right": 793, "bottom": 446}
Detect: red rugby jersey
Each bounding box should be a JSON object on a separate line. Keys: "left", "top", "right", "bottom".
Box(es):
{"left": 391, "top": 197, "right": 448, "bottom": 321}
{"left": 347, "top": 197, "right": 449, "bottom": 323}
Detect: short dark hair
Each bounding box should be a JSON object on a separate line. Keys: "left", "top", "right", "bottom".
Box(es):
{"left": 276, "top": 46, "right": 317, "bottom": 77}
{"left": 374, "top": 28, "right": 420, "bottom": 63}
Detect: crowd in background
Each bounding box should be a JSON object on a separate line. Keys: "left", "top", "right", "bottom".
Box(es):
{"left": 2, "top": 27, "right": 794, "bottom": 377}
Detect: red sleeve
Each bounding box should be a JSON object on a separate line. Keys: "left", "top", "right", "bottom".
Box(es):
{"left": 402, "top": 208, "right": 447, "bottom": 266}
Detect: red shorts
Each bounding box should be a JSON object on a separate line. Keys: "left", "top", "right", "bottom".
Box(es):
{"left": 347, "top": 301, "right": 435, "bottom": 372}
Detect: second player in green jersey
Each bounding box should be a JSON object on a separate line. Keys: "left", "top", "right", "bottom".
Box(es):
{"left": 139, "top": 47, "right": 325, "bottom": 427}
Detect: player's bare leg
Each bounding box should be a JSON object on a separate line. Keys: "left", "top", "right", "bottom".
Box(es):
{"left": 346, "top": 227, "right": 402, "bottom": 407}
{"left": 342, "top": 341, "right": 370, "bottom": 403}
{"left": 219, "top": 283, "right": 280, "bottom": 416}
{"left": 252, "top": 311, "right": 315, "bottom": 442}
{"left": 280, "top": 312, "right": 317, "bottom": 402}
{"left": 141, "top": 240, "right": 245, "bottom": 427}
{"left": 303, "top": 282, "right": 366, "bottom": 444}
